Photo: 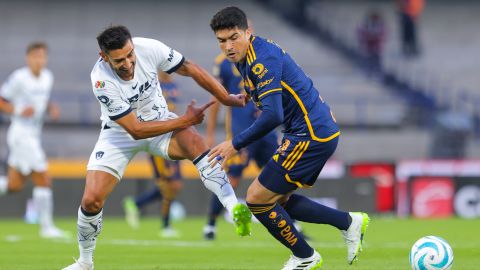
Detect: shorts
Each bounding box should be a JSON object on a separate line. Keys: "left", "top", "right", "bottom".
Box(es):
{"left": 7, "top": 132, "right": 47, "bottom": 175}
{"left": 258, "top": 135, "right": 339, "bottom": 194}
{"left": 87, "top": 112, "right": 177, "bottom": 180}
{"left": 227, "top": 133, "right": 278, "bottom": 178}
{"left": 150, "top": 155, "right": 182, "bottom": 181}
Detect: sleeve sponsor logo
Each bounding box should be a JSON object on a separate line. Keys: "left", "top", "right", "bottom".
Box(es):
{"left": 97, "top": 95, "right": 113, "bottom": 107}
{"left": 167, "top": 48, "right": 174, "bottom": 62}
{"left": 95, "top": 81, "right": 105, "bottom": 88}
{"left": 252, "top": 63, "right": 269, "bottom": 79}
{"left": 108, "top": 106, "right": 125, "bottom": 113}
{"left": 257, "top": 78, "right": 273, "bottom": 89}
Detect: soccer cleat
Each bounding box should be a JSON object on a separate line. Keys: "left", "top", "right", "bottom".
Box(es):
{"left": 40, "top": 226, "right": 71, "bottom": 239}
{"left": 123, "top": 197, "right": 140, "bottom": 229}
{"left": 159, "top": 227, "right": 180, "bottom": 238}
{"left": 281, "top": 250, "right": 323, "bottom": 270}
{"left": 62, "top": 258, "right": 93, "bottom": 270}
{"left": 203, "top": 225, "right": 216, "bottom": 240}
{"left": 232, "top": 203, "right": 252, "bottom": 237}
{"left": 341, "top": 212, "right": 370, "bottom": 265}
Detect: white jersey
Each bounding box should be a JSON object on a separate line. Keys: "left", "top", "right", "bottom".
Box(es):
{"left": 0, "top": 67, "right": 53, "bottom": 136}
{"left": 90, "top": 37, "right": 184, "bottom": 130}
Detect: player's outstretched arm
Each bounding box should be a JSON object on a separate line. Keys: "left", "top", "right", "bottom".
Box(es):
{"left": 174, "top": 60, "right": 247, "bottom": 107}
{"left": 115, "top": 100, "right": 215, "bottom": 140}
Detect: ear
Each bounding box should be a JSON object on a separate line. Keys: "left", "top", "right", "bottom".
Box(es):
{"left": 99, "top": 51, "right": 108, "bottom": 62}
{"left": 245, "top": 28, "right": 252, "bottom": 39}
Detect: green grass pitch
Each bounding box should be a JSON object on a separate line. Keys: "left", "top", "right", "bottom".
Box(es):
{"left": 0, "top": 217, "right": 478, "bottom": 269}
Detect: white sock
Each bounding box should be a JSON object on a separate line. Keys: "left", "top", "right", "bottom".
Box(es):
{"left": 32, "top": 187, "right": 54, "bottom": 230}
{"left": 194, "top": 153, "right": 238, "bottom": 214}
{"left": 0, "top": 176, "right": 8, "bottom": 196}
{"left": 77, "top": 207, "right": 103, "bottom": 264}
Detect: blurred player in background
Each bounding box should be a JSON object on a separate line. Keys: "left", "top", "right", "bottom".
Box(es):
{"left": 63, "top": 25, "right": 252, "bottom": 270}
{"left": 123, "top": 72, "right": 183, "bottom": 238}
{"left": 209, "top": 7, "right": 369, "bottom": 269}
{"left": 0, "top": 42, "right": 66, "bottom": 239}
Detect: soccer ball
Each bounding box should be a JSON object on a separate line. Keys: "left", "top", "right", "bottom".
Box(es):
{"left": 410, "top": 236, "right": 454, "bottom": 270}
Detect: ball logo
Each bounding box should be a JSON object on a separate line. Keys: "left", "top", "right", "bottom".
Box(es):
{"left": 95, "top": 81, "right": 105, "bottom": 89}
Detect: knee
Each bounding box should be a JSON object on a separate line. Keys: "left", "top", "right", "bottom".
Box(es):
{"left": 246, "top": 184, "right": 268, "bottom": 204}
{"left": 81, "top": 193, "right": 104, "bottom": 213}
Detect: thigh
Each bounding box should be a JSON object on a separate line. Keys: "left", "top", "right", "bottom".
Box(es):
{"left": 166, "top": 127, "right": 208, "bottom": 161}
{"left": 246, "top": 177, "right": 291, "bottom": 204}
{"left": 6, "top": 166, "right": 28, "bottom": 192}
{"left": 30, "top": 171, "right": 51, "bottom": 187}
{"left": 259, "top": 136, "right": 338, "bottom": 194}
{"left": 87, "top": 130, "right": 141, "bottom": 180}
{"left": 82, "top": 170, "right": 118, "bottom": 206}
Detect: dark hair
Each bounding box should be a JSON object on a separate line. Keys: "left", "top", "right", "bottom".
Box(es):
{"left": 26, "top": 42, "right": 48, "bottom": 54}
{"left": 96, "top": 25, "right": 132, "bottom": 53}
{"left": 210, "top": 6, "right": 248, "bottom": 32}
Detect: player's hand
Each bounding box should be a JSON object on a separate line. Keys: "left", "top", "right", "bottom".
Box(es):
{"left": 208, "top": 140, "right": 237, "bottom": 170}
{"left": 224, "top": 94, "right": 247, "bottom": 107}
{"left": 48, "top": 103, "right": 61, "bottom": 121}
{"left": 20, "top": 106, "right": 35, "bottom": 118}
{"left": 183, "top": 100, "right": 216, "bottom": 125}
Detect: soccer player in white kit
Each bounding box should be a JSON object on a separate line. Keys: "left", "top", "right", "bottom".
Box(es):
{"left": 0, "top": 42, "right": 66, "bottom": 238}
{"left": 63, "top": 26, "right": 252, "bottom": 270}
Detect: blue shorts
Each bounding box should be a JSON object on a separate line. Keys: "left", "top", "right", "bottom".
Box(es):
{"left": 228, "top": 133, "right": 278, "bottom": 178}
{"left": 258, "top": 135, "right": 339, "bottom": 194}
{"left": 150, "top": 155, "right": 181, "bottom": 181}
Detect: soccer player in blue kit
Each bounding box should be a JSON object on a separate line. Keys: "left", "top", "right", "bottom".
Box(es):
{"left": 209, "top": 7, "right": 370, "bottom": 270}
{"left": 204, "top": 51, "right": 279, "bottom": 240}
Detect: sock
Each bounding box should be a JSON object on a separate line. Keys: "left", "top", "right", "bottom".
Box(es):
{"left": 247, "top": 202, "right": 313, "bottom": 258}
{"left": 283, "top": 194, "right": 351, "bottom": 230}
{"left": 161, "top": 199, "right": 171, "bottom": 229}
{"left": 32, "top": 187, "right": 54, "bottom": 230}
{"left": 77, "top": 207, "right": 103, "bottom": 264}
{"left": 207, "top": 195, "right": 224, "bottom": 227}
{"left": 193, "top": 150, "right": 238, "bottom": 213}
{"left": 135, "top": 187, "right": 162, "bottom": 208}
{"left": 0, "top": 176, "right": 7, "bottom": 195}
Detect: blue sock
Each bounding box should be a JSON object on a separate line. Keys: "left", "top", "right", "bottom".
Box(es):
{"left": 283, "top": 194, "right": 351, "bottom": 230}
{"left": 207, "top": 195, "right": 224, "bottom": 226}
{"left": 135, "top": 187, "right": 162, "bottom": 208}
{"left": 247, "top": 202, "right": 313, "bottom": 258}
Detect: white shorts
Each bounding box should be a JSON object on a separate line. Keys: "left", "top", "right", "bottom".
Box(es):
{"left": 87, "top": 112, "right": 178, "bottom": 180}
{"left": 7, "top": 131, "right": 47, "bottom": 175}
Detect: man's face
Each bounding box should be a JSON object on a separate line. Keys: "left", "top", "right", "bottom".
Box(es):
{"left": 26, "top": 48, "right": 48, "bottom": 75}
{"left": 100, "top": 39, "right": 136, "bottom": 81}
{"left": 215, "top": 27, "right": 251, "bottom": 63}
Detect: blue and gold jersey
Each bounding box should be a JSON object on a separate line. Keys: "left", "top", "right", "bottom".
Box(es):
{"left": 235, "top": 36, "right": 340, "bottom": 141}
{"left": 214, "top": 54, "right": 275, "bottom": 138}
{"left": 160, "top": 81, "right": 178, "bottom": 112}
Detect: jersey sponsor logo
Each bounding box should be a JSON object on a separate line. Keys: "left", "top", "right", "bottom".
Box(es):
{"left": 128, "top": 94, "right": 139, "bottom": 104}
{"left": 95, "top": 151, "right": 104, "bottom": 160}
{"left": 132, "top": 82, "right": 138, "bottom": 89}
{"left": 139, "top": 81, "right": 151, "bottom": 95}
{"left": 252, "top": 63, "right": 269, "bottom": 79}
{"left": 107, "top": 106, "right": 125, "bottom": 113}
{"left": 257, "top": 78, "right": 273, "bottom": 89}
{"left": 152, "top": 104, "right": 159, "bottom": 111}
{"left": 97, "top": 95, "right": 113, "bottom": 107}
{"left": 252, "top": 63, "right": 265, "bottom": 75}
{"left": 95, "top": 81, "right": 105, "bottom": 88}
